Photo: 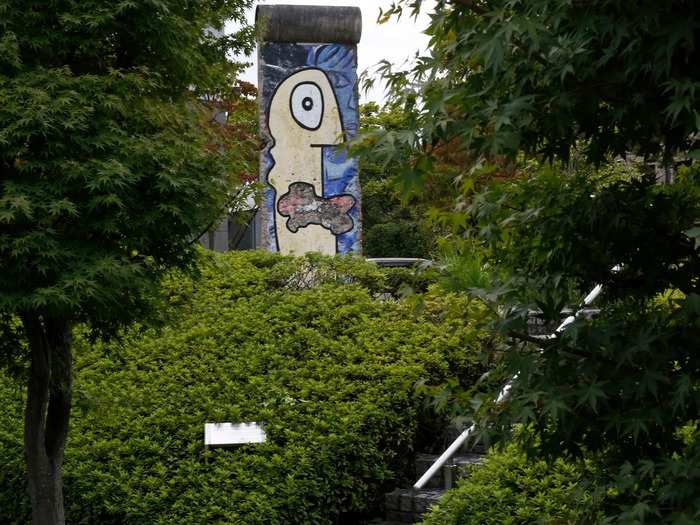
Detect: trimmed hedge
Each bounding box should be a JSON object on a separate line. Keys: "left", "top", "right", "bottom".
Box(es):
{"left": 0, "top": 251, "right": 488, "bottom": 524}
{"left": 421, "top": 443, "right": 602, "bottom": 525}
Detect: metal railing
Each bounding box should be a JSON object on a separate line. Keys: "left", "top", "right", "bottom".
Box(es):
{"left": 413, "top": 275, "right": 613, "bottom": 490}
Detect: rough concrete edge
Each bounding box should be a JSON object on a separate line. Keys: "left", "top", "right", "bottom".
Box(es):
{"left": 255, "top": 4, "right": 362, "bottom": 44}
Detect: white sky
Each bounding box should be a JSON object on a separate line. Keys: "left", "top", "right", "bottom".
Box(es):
{"left": 232, "top": 0, "right": 435, "bottom": 102}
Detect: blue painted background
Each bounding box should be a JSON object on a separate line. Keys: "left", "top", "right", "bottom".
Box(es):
{"left": 260, "top": 42, "right": 361, "bottom": 255}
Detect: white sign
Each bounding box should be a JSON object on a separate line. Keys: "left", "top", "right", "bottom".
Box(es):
{"left": 204, "top": 422, "right": 267, "bottom": 448}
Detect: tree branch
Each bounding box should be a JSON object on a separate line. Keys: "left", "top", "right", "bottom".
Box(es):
{"left": 191, "top": 186, "right": 248, "bottom": 246}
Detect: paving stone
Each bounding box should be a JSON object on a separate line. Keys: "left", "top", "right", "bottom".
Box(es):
{"left": 384, "top": 488, "right": 402, "bottom": 511}
{"left": 385, "top": 510, "right": 418, "bottom": 523}
{"left": 412, "top": 489, "right": 443, "bottom": 513}
{"left": 398, "top": 490, "right": 413, "bottom": 512}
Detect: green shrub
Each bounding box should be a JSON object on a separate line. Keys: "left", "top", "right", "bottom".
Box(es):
{"left": 360, "top": 177, "right": 435, "bottom": 258}
{"left": 0, "top": 251, "right": 489, "bottom": 524}
{"left": 364, "top": 221, "right": 431, "bottom": 258}
{"left": 421, "top": 443, "right": 603, "bottom": 525}
{"left": 0, "top": 378, "right": 26, "bottom": 522}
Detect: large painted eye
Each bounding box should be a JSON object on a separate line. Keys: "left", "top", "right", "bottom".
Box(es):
{"left": 290, "top": 82, "right": 324, "bottom": 130}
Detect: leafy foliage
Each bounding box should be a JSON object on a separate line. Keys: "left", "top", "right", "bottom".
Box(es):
{"left": 358, "top": 102, "right": 474, "bottom": 258}
{"left": 360, "top": 2, "right": 700, "bottom": 522}
{"left": 462, "top": 169, "right": 700, "bottom": 522}
{"left": 0, "top": 2, "right": 256, "bottom": 521}
{"left": 371, "top": 0, "right": 700, "bottom": 166}
{"left": 0, "top": 251, "right": 490, "bottom": 524}
{"left": 359, "top": 103, "right": 435, "bottom": 257}
{"left": 421, "top": 441, "right": 603, "bottom": 525}
{"left": 0, "top": 0, "right": 255, "bottom": 331}
{"left": 468, "top": 169, "right": 699, "bottom": 306}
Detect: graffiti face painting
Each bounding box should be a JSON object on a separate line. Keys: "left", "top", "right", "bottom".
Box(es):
{"left": 260, "top": 44, "right": 362, "bottom": 256}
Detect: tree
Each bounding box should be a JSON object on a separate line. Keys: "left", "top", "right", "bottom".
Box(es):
{"left": 371, "top": 0, "right": 699, "bottom": 174}
{"left": 465, "top": 168, "right": 700, "bottom": 522}
{"left": 365, "top": 0, "right": 700, "bottom": 521}
{"left": 0, "top": 1, "right": 254, "bottom": 523}
{"left": 356, "top": 102, "right": 477, "bottom": 258}
{"left": 358, "top": 103, "right": 434, "bottom": 257}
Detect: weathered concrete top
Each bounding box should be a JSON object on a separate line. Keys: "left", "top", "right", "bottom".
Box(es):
{"left": 256, "top": 4, "right": 362, "bottom": 44}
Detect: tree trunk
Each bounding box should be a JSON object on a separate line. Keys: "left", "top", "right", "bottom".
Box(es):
{"left": 21, "top": 314, "right": 73, "bottom": 525}
{"left": 661, "top": 143, "right": 675, "bottom": 185}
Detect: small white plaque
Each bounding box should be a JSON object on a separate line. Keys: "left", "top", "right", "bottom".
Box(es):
{"left": 204, "top": 422, "right": 267, "bottom": 448}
